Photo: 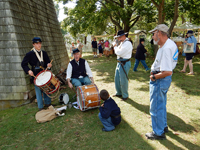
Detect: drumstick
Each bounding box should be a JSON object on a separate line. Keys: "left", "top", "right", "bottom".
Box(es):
{"left": 42, "top": 59, "right": 53, "bottom": 76}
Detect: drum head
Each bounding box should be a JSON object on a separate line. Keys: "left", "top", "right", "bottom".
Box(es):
{"left": 35, "top": 71, "right": 52, "bottom": 86}
{"left": 63, "top": 93, "right": 69, "bottom": 104}
{"left": 77, "top": 87, "right": 84, "bottom": 111}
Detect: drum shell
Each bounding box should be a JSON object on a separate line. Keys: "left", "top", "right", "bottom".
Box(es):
{"left": 77, "top": 84, "right": 100, "bottom": 111}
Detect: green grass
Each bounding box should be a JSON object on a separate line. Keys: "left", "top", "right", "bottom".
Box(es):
{"left": 0, "top": 53, "right": 200, "bottom": 150}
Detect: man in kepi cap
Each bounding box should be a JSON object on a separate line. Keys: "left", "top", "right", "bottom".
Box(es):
{"left": 66, "top": 48, "right": 94, "bottom": 88}
{"left": 145, "top": 24, "right": 178, "bottom": 140}
{"left": 21, "top": 37, "right": 52, "bottom": 111}
{"left": 179, "top": 30, "right": 197, "bottom": 75}
{"left": 112, "top": 30, "right": 133, "bottom": 101}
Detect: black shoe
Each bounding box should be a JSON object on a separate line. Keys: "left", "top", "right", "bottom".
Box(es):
{"left": 102, "top": 128, "right": 114, "bottom": 132}
{"left": 145, "top": 132, "right": 166, "bottom": 140}
{"left": 164, "top": 126, "right": 169, "bottom": 133}
{"left": 112, "top": 95, "right": 122, "bottom": 98}
{"left": 44, "top": 104, "right": 51, "bottom": 108}
{"left": 38, "top": 108, "right": 44, "bottom": 111}
{"left": 121, "top": 97, "right": 128, "bottom": 101}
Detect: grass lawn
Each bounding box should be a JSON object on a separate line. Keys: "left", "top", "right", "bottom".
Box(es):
{"left": 0, "top": 52, "right": 200, "bottom": 150}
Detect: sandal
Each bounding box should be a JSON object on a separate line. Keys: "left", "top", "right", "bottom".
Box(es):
{"left": 186, "top": 72, "right": 194, "bottom": 75}
{"left": 179, "top": 70, "right": 186, "bottom": 73}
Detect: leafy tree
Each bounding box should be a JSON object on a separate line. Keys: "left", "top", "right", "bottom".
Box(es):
{"left": 151, "top": 0, "right": 179, "bottom": 36}
{"left": 57, "top": 0, "right": 155, "bottom": 37}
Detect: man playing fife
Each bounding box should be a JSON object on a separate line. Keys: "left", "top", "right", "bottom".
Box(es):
{"left": 146, "top": 24, "right": 178, "bottom": 140}
{"left": 66, "top": 48, "right": 94, "bottom": 88}
{"left": 113, "top": 30, "right": 133, "bottom": 101}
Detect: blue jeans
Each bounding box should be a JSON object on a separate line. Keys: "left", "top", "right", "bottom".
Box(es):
{"left": 34, "top": 85, "right": 51, "bottom": 109}
{"left": 98, "top": 113, "right": 115, "bottom": 131}
{"left": 71, "top": 76, "right": 91, "bottom": 87}
{"left": 133, "top": 59, "right": 150, "bottom": 71}
{"left": 149, "top": 76, "right": 172, "bottom": 136}
{"left": 115, "top": 59, "right": 131, "bottom": 98}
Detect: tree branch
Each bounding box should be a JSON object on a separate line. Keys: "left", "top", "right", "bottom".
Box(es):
{"left": 151, "top": 0, "right": 159, "bottom": 9}
{"left": 169, "top": 0, "right": 179, "bottom": 36}
{"left": 105, "top": 0, "right": 123, "bottom": 7}
{"left": 129, "top": 15, "right": 140, "bottom": 28}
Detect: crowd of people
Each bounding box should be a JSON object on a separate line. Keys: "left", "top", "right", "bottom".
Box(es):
{"left": 21, "top": 23, "right": 198, "bottom": 141}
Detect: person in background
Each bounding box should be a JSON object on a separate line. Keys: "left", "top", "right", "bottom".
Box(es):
{"left": 98, "top": 40, "right": 103, "bottom": 57}
{"left": 91, "top": 38, "right": 98, "bottom": 58}
{"left": 70, "top": 42, "right": 76, "bottom": 60}
{"left": 179, "top": 30, "right": 197, "bottom": 75}
{"left": 129, "top": 37, "right": 133, "bottom": 45}
{"left": 77, "top": 40, "right": 83, "bottom": 58}
{"left": 99, "top": 89, "right": 121, "bottom": 132}
{"left": 104, "top": 40, "right": 110, "bottom": 57}
{"left": 101, "top": 39, "right": 105, "bottom": 55}
{"left": 133, "top": 38, "right": 150, "bottom": 71}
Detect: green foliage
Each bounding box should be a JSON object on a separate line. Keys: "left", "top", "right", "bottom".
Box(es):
{"left": 180, "top": 0, "right": 200, "bottom": 25}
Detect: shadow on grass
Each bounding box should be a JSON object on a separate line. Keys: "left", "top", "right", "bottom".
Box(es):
{"left": 124, "top": 98, "right": 200, "bottom": 150}
{"left": 83, "top": 53, "right": 200, "bottom": 96}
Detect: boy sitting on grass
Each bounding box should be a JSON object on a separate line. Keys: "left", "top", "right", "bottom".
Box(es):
{"left": 99, "top": 89, "right": 121, "bottom": 132}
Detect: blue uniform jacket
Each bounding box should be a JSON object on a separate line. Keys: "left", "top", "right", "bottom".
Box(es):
{"left": 99, "top": 97, "right": 121, "bottom": 125}
{"left": 21, "top": 50, "right": 50, "bottom": 76}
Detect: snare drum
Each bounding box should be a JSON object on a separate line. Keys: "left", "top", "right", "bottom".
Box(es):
{"left": 77, "top": 84, "right": 101, "bottom": 111}
{"left": 34, "top": 70, "right": 60, "bottom": 95}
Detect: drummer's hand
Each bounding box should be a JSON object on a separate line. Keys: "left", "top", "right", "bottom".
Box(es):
{"left": 101, "top": 103, "right": 104, "bottom": 107}
{"left": 28, "top": 70, "right": 34, "bottom": 76}
{"left": 47, "top": 63, "right": 52, "bottom": 68}
{"left": 90, "top": 77, "right": 94, "bottom": 84}
{"left": 68, "top": 82, "right": 73, "bottom": 89}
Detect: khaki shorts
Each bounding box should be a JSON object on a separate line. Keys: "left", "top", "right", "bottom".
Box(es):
{"left": 92, "top": 48, "right": 97, "bottom": 53}
{"left": 105, "top": 47, "right": 109, "bottom": 51}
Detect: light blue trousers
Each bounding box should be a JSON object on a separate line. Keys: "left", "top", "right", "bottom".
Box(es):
{"left": 149, "top": 76, "right": 172, "bottom": 136}
{"left": 71, "top": 76, "right": 91, "bottom": 87}
{"left": 34, "top": 85, "right": 51, "bottom": 109}
{"left": 115, "top": 60, "right": 131, "bottom": 98}
{"left": 98, "top": 113, "right": 115, "bottom": 131}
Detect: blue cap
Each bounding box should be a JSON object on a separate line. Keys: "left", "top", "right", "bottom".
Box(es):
{"left": 187, "top": 30, "right": 193, "bottom": 34}
{"left": 32, "top": 37, "right": 42, "bottom": 43}
{"left": 73, "top": 48, "right": 80, "bottom": 54}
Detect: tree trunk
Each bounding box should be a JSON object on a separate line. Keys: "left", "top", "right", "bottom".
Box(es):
{"left": 168, "top": 0, "right": 179, "bottom": 37}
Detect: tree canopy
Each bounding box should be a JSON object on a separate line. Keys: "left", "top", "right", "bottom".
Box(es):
{"left": 55, "top": 0, "right": 200, "bottom": 37}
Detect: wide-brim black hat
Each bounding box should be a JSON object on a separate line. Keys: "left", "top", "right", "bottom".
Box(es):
{"left": 73, "top": 48, "right": 80, "bottom": 54}
{"left": 115, "top": 30, "right": 128, "bottom": 38}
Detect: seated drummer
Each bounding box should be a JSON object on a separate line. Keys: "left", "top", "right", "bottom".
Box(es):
{"left": 66, "top": 48, "right": 94, "bottom": 88}
{"left": 21, "top": 37, "right": 52, "bottom": 111}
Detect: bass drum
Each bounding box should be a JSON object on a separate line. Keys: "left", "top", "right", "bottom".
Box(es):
{"left": 76, "top": 84, "right": 101, "bottom": 111}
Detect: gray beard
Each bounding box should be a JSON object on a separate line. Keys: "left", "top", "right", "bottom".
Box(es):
{"left": 153, "top": 39, "right": 159, "bottom": 45}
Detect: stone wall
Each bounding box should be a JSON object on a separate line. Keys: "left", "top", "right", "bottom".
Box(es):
{"left": 0, "top": 0, "right": 69, "bottom": 110}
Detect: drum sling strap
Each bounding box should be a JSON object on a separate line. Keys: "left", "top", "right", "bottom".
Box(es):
{"left": 32, "top": 47, "right": 44, "bottom": 69}
{"left": 117, "top": 39, "right": 131, "bottom": 81}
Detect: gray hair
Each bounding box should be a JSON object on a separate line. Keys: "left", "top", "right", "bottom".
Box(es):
{"left": 187, "top": 33, "right": 193, "bottom": 37}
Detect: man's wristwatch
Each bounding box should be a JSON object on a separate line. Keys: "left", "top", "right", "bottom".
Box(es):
{"left": 152, "top": 75, "right": 156, "bottom": 80}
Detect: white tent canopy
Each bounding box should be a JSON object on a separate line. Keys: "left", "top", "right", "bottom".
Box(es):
{"left": 173, "top": 22, "right": 200, "bottom": 31}
{"left": 172, "top": 22, "right": 200, "bottom": 42}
